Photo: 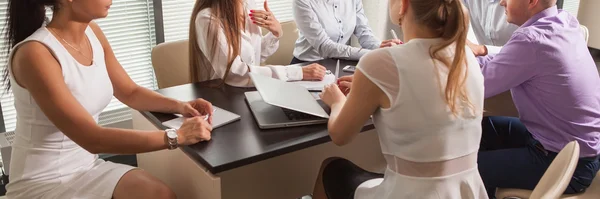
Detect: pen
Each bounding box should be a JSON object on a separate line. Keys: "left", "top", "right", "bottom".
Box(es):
{"left": 204, "top": 109, "right": 216, "bottom": 121}
{"left": 390, "top": 29, "right": 399, "bottom": 40}
{"left": 335, "top": 59, "right": 340, "bottom": 79}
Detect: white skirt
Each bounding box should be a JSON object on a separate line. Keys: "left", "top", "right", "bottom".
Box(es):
{"left": 355, "top": 167, "right": 489, "bottom": 199}
{"left": 6, "top": 158, "right": 135, "bottom": 199}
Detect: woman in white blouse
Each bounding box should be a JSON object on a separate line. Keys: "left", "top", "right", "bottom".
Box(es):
{"left": 309, "top": 0, "right": 487, "bottom": 198}
{"left": 291, "top": 0, "right": 403, "bottom": 64}
{"left": 189, "top": 0, "right": 326, "bottom": 87}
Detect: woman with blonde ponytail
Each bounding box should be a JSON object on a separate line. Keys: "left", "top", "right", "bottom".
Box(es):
{"left": 311, "top": 0, "right": 487, "bottom": 198}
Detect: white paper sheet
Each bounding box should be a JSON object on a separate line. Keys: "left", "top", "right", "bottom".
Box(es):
{"left": 288, "top": 74, "right": 336, "bottom": 91}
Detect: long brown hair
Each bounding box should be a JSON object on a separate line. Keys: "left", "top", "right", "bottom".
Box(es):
{"left": 410, "top": 0, "right": 473, "bottom": 115}
{"left": 189, "top": 0, "right": 243, "bottom": 83}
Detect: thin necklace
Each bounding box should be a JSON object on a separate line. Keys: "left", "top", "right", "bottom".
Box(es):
{"left": 48, "top": 28, "right": 93, "bottom": 63}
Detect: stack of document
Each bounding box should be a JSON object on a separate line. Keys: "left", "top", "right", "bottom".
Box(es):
{"left": 288, "top": 74, "right": 336, "bottom": 91}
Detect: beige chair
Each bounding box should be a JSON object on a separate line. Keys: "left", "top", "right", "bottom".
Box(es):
{"left": 581, "top": 25, "right": 589, "bottom": 44}
{"left": 151, "top": 40, "right": 192, "bottom": 89}
{"left": 262, "top": 21, "right": 299, "bottom": 65}
{"left": 496, "top": 141, "right": 581, "bottom": 199}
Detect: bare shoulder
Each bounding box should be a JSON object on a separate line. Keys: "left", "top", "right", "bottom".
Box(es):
{"left": 13, "top": 41, "right": 56, "bottom": 69}
{"left": 12, "top": 41, "right": 61, "bottom": 88}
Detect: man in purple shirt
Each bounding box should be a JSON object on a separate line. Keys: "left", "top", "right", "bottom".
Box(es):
{"left": 470, "top": 0, "right": 600, "bottom": 197}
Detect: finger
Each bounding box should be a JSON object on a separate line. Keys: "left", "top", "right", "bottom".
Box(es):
{"left": 264, "top": 0, "right": 271, "bottom": 12}
{"left": 189, "top": 107, "right": 201, "bottom": 117}
{"left": 254, "top": 18, "right": 271, "bottom": 26}
{"left": 392, "top": 39, "right": 403, "bottom": 44}
{"left": 249, "top": 11, "right": 268, "bottom": 18}
{"left": 202, "top": 119, "right": 213, "bottom": 132}
{"left": 338, "top": 75, "right": 353, "bottom": 81}
{"left": 197, "top": 99, "right": 213, "bottom": 115}
{"left": 339, "top": 81, "right": 351, "bottom": 88}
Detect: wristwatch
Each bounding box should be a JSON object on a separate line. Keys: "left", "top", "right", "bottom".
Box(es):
{"left": 165, "top": 129, "right": 178, "bottom": 150}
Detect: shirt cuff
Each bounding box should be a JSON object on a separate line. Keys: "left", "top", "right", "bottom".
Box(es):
{"left": 285, "top": 65, "right": 303, "bottom": 81}
{"left": 264, "top": 32, "right": 280, "bottom": 46}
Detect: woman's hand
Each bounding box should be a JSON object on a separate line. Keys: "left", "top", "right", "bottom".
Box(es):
{"left": 302, "top": 63, "right": 327, "bottom": 81}
{"left": 320, "top": 84, "right": 347, "bottom": 107}
{"left": 380, "top": 39, "right": 403, "bottom": 48}
{"left": 337, "top": 75, "right": 353, "bottom": 95}
{"left": 177, "top": 98, "right": 214, "bottom": 124}
{"left": 177, "top": 117, "right": 213, "bottom": 145}
{"left": 250, "top": 1, "right": 283, "bottom": 37}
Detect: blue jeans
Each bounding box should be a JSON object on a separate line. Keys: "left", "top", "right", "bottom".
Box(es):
{"left": 478, "top": 116, "right": 600, "bottom": 198}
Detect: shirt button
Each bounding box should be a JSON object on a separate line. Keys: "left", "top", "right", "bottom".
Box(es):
{"left": 338, "top": 20, "right": 341, "bottom": 23}
{"left": 335, "top": 5, "right": 338, "bottom": 8}
{"left": 341, "top": 36, "right": 344, "bottom": 38}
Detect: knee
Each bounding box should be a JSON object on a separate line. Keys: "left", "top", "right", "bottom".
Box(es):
{"left": 150, "top": 182, "right": 176, "bottom": 199}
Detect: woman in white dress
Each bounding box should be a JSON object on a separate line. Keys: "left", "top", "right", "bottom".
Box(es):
{"left": 189, "top": 0, "right": 326, "bottom": 87}
{"left": 4, "top": 0, "right": 214, "bottom": 198}
{"left": 312, "top": 0, "right": 488, "bottom": 198}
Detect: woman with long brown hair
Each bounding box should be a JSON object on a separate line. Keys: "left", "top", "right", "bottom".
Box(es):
{"left": 311, "top": 0, "right": 487, "bottom": 198}
{"left": 189, "top": 0, "right": 326, "bottom": 87}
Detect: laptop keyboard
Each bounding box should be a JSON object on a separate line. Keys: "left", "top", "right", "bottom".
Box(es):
{"left": 282, "top": 108, "right": 322, "bottom": 121}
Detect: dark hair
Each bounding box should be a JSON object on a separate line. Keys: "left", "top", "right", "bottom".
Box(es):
{"left": 410, "top": 0, "right": 472, "bottom": 116}
{"left": 3, "top": 0, "right": 57, "bottom": 91}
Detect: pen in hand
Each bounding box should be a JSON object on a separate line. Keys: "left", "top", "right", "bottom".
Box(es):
{"left": 204, "top": 109, "right": 216, "bottom": 121}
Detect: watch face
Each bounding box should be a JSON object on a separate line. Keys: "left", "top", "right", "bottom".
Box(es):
{"left": 166, "top": 130, "right": 178, "bottom": 138}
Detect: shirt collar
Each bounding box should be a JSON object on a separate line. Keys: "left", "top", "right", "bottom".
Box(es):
{"left": 521, "top": 6, "right": 559, "bottom": 27}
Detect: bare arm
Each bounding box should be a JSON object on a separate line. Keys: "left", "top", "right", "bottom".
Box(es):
{"left": 320, "top": 70, "right": 388, "bottom": 145}
{"left": 11, "top": 41, "right": 169, "bottom": 154}
{"left": 89, "top": 23, "right": 184, "bottom": 114}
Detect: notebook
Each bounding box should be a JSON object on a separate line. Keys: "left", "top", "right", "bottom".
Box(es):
{"left": 162, "top": 106, "right": 240, "bottom": 129}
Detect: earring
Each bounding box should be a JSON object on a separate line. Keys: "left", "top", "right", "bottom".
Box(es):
{"left": 398, "top": 15, "right": 404, "bottom": 25}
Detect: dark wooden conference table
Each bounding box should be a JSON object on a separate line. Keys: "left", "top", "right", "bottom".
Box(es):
{"left": 132, "top": 59, "right": 385, "bottom": 199}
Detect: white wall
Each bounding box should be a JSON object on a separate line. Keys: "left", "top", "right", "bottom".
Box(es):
{"left": 355, "top": 0, "right": 402, "bottom": 46}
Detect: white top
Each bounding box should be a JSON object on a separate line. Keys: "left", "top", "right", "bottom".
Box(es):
{"left": 292, "top": 0, "right": 381, "bottom": 62}
{"left": 353, "top": 38, "right": 487, "bottom": 198}
{"left": 194, "top": 0, "right": 302, "bottom": 87}
{"left": 6, "top": 26, "right": 120, "bottom": 197}
{"left": 464, "top": 0, "right": 518, "bottom": 54}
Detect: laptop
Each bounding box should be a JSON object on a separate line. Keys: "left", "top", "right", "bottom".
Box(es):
{"left": 245, "top": 72, "right": 330, "bottom": 129}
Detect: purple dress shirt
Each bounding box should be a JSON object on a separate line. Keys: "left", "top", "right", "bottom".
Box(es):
{"left": 479, "top": 6, "right": 600, "bottom": 157}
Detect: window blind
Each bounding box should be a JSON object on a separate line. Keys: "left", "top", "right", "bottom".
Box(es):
{"left": 162, "top": 0, "right": 196, "bottom": 42}
{"left": 563, "top": 0, "right": 581, "bottom": 17}
{"left": 253, "top": 0, "right": 294, "bottom": 23}
{"left": 0, "top": 0, "right": 157, "bottom": 131}
{"left": 161, "top": 0, "right": 294, "bottom": 43}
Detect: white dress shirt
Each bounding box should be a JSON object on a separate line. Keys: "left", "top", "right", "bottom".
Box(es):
{"left": 464, "top": 0, "right": 518, "bottom": 54}
{"left": 194, "top": 1, "right": 303, "bottom": 87}
{"left": 292, "top": 0, "right": 381, "bottom": 62}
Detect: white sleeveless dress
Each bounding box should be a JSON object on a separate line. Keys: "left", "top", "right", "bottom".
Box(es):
{"left": 353, "top": 38, "right": 489, "bottom": 198}
{"left": 5, "top": 26, "right": 135, "bottom": 199}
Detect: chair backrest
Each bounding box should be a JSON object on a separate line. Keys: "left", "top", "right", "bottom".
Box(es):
{"left": 530, "top": 141, "right": 580, "bottom": 198}
{"left": 262, "top": 21, "right": 299, "bottom": 65}
{"left": 580, "top": 25, "right": 589, "bottom": 44}
{"left": 151, "top": 40, "right": 192, "bottom": 89}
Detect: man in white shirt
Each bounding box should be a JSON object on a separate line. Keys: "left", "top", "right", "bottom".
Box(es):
{"left": 464, "top": 0, "right": 518, "bottom": 55}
